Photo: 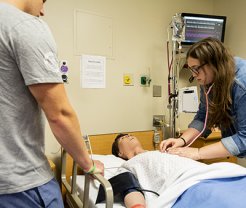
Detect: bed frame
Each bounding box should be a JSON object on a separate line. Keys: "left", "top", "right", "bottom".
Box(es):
{"left": 61, "top": 130, "right": 159, "bottom": 208}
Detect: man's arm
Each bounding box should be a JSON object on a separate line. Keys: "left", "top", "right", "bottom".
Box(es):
{"left": 28, "top": 83, "right": 103, "bottom": 172}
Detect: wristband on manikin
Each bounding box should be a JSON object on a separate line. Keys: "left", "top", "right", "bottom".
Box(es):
{"left": 179, "top": 137, "right": 187, "bottom": 147}
{"left": 85, "top": 161, "right": 96, "bottom": 174}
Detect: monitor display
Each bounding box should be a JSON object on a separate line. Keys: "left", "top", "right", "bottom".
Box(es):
{"left": 181, "top": 13, "right": 226, "bottom": 45}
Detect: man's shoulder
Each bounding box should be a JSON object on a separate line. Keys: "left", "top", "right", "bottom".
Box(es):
{"left": 0, "top": 3, "right": 27, "bottom": 24}
{"left": 0, "top": 3, "right": 42, "bottom": 33}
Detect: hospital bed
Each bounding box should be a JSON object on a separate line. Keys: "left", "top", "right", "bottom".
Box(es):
{"left": 61, "top": 130, "right": 157, "bottom": 208}
{"left": 61, "top": 130, "right": 246, "bottom": 208}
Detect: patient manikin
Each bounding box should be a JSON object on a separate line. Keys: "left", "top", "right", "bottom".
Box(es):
{"left": 110, "top": 134, "right": 246, "bottom": 208}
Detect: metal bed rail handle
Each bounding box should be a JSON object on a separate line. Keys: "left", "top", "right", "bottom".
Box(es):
{"left": 61, "top": 149, "right": 114, "bottom": 208}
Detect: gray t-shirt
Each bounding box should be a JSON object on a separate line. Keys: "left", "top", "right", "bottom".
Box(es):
{"left": 0, "top": 3, "right": 63, "bottom": 194}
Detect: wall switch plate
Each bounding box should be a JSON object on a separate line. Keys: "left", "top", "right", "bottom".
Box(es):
{"left": 153, "top": 85, "right": 162, "bottom": 97}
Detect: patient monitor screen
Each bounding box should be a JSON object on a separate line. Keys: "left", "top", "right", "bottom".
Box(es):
{"left": 181, "top": 13, "right": 226, "bottom": 45}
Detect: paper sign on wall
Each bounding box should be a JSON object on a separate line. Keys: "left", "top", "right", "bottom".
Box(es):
{"left": 81, "top": 55, "right": 106, "bottom": 88}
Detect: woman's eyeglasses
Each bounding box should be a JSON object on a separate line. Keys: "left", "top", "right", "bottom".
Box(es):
{"left": 188, "top": 63, "right": 207, "bottom": 75}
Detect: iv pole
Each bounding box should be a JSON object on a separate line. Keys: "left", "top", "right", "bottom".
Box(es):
{"left": 167, "top": 13, "right": 185, "bottom": 138}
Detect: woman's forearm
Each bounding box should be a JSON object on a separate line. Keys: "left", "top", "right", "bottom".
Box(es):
{"left": 199, "top": 141, "right": 232, "bottom": 160}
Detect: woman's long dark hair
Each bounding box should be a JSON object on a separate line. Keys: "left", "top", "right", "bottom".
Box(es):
{"left": 186, "top": 37, "right": 235, "bottom": 128}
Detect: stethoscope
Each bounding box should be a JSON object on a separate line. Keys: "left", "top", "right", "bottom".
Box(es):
{"left": 186, "top": 83, "right": 214, "bottom": 147}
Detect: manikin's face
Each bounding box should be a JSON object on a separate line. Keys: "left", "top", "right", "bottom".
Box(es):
{"left": 187, "top": 57, "right": 215, "bottom": 86}
{"left": 24, "top": 0, "right": 45, "bottom": 17}
{"left": 118, "top": 135, "right": 142, "bottom": 160}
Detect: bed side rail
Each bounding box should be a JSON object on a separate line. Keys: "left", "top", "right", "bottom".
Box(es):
{"left": 61, "top": 149, "right": 114, "bottom": 208}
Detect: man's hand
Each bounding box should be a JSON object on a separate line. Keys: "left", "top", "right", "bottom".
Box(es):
{"left": 93, "top": 160, "right": 104, "bottom": 176}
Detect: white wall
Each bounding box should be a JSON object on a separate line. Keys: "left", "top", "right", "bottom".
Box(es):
{"left": 214, "top": 0, "right": 246, "bottom": 58}
{"left": 43, "top": 0, "right": 214, "bottom": 161}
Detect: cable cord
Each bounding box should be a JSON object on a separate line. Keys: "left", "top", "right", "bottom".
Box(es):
{"left": 186, "top": 83, "right": 214, "bottom": 147}
{"left": 135, "top": 187, "right": 160, "bottom": 197}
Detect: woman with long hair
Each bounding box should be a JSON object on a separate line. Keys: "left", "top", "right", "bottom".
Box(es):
{"left": 160, "top": 37, "right": 246, "bottom": 160}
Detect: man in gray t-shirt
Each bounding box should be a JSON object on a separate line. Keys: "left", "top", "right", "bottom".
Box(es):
{"left": 0, "top": 1, "right": 104, "bottom": 207}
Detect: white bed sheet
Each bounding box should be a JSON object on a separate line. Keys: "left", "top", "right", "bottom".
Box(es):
{"left": 73, "top": 152, "right": 246, "bottom": 208}
{"left": 122, "top": 151, "right": 246, "bottom": 208}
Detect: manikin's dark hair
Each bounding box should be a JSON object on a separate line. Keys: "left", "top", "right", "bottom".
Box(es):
{"left": 111, "top": 134, "right": 128, "bottom": 158}
{"left": 186, "top": 37, "right": 235, "bottom": 128}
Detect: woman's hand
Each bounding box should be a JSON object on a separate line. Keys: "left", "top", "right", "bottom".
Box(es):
{"left": 167, "top": 147, "right": 201, "bottom": 160}
{"left": 159, "top": 138, "right": 185, "bottom": 152}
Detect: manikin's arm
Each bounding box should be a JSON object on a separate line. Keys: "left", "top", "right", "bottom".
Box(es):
{"left": 124, "top": 192, "right": 146, "bottom": 208}
{"left": 29, "top": 83, "right": 103, "bottom": 173}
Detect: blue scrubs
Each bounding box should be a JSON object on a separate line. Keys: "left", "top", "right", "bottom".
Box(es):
{"left": 0, "top": 178, "right": 64, "bottom": 208}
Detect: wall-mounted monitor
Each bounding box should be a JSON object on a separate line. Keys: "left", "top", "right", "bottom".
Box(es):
{"left": 181, "top": 13, "right": 226, "bottom": 45}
